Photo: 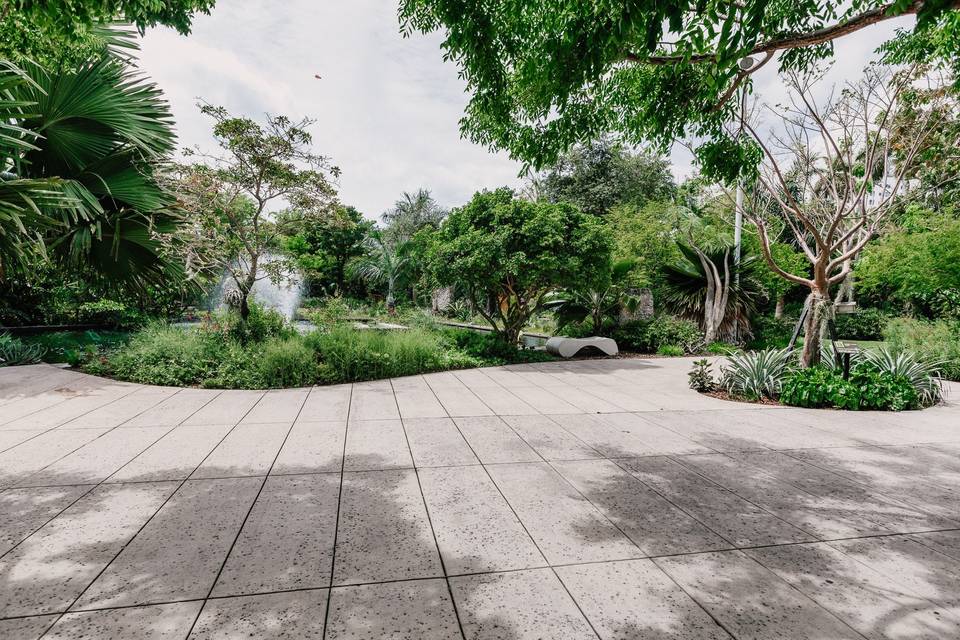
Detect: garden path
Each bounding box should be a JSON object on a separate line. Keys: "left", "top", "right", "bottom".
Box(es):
{"left": 1, "top": 359, "right": 959, "bottom": 639}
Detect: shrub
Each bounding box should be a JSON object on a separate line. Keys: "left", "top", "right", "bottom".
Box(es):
{"left": 720, "top": 348, "right": 794, "bottom": 400}
{"left": 306, "top": 326, "right": 480, "bottom": 383}
{"left": 780, "top": 367, "right": 860, "bottom": 409}
{"left": 706, "top": 341, "right": 737, "bottom": 355}
{"left": 688, "top": 359, "right": 715, "bottom": 392}
{"left": 106, "top": 324, "right": 224, "bottom": 386}
{"left": 657, "top": 344, "right": 684, "bottom": 356}
{"left": 257, "top": 337, "right": 320, "bottom": 388}
{"left": 780, "top": 365, "right": 923, "bottom": 411}
{"left": 884, "top": 317, "right": 960, "bottom": 381}
{"left": 21, "top": 330, "right": 130, "bottom": 364}
{"left": 859, "top": 347, "right": 943, "bottom": 407}
{"left": 833, "top": 308, "right": 887, "bottom": 341}
{"left": 0, "top": 333, "right": 46, "bottom": 366}
{"left": 443, "top": 328, "right": 553, "bottom": 364}
{"left": 611, "top": 315, "right": 702, "bottom": 353}
{"left": 748, "top": 315, "right": 794, "bottom": 350}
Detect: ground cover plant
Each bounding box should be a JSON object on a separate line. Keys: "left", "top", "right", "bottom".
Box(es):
{"left": 693, "top": 346, "right": 944, "bottom": 411}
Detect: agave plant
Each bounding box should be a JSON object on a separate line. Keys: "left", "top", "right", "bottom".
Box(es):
{"left": 0, "top": 333, "right": 46, "bottom": 366}
{"left": 721, "top": 348, "right": 795, "bottom": 400}
{"left": 860, "top": 347, "right": 944, "bottom": 407}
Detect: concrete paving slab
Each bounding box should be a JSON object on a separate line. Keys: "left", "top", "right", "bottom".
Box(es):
{"left": 272, "top": 420, "right": 346, "bottom": 474}
{"left": 74, "top": 477, "right": 261, "bottom": 609}
{"left": 466, "top": 384, "right": 540, "bottom": 415}
{"left": 657, "top": 550, "right": 865, "bottom": 639}
{"left": 0, "top": 430, "right": 45, "bottom": 453}
{"left": 598, "top": 412, "right": 715, "bottom": 455}
{"left": 107, "top": 424, "right": 233, "bottom": 482}
{"left": 617, "top": 456, "right": 814, "bottom": 547}
{"left": 332, "top": 469, "right": 442, "bottom": 585}
{"left": 910, "top": 530, "right": 960, "bottom": 561}
{"left": 728, "top": 450, "right": 959, "bottom": 533}
{"left": 451, "top": 568, "right": 596, "bottom": 640}
{"left": 829, "top": 536, "right": 960, "bottom": 608}
{"left": 536, "top": 382, "right": 626, "bottom": 413}
{"left": 392, "top": 377, "right": 448, "bottom": 419}
{"left": 212, "top": 473, "right": 339, "bottom": 596}
{"left": 419, "top": 465, "right": 544, "bottom": 573}
{"left": 429, "top": 382, "right": 495, "bottom": 417}
{"left": 486, "top": 462, "right": 641, "bottom": 564}
{"left": 121, "top": 388, "right": 221, "bottom": 427}
{"left": 555, "top": 559, "right": 732, "bottom": 639}
{"left": 0, "top": 615, "right": 57, "bottom": 640}
{"left": 241, "top": 388, "right": 309, "bottom": 424}
{"left": 0, "top": 428, "right": 109, "bottom": 488}
{"left": 191, "top": 423, "right": 290, "bottom": 479}
{"left": 191, "top": 590, "right": 328, "bottom": 639}
{"left": 552, "top": 459, "right": 729, "bottom": 555}
{"left": 506, "top": 385, "right": 582, "bottom": 415}
{"left": 325, "top": 578, "right": 460, "bottom": 639}
{"left": 748, "top": 542, "right": 960, "bottom": 639}
{"left": 501, "top": 414, "right": 601, "bottom": 460}
{"left": 348, "top": 381, "right": 400, "bottom": 421}
{"left": 0, "top": 386, "right": 139, "bottom": 430}
{"left": 0, "top": 482, "right": 177, "bottom": 617}
{"left": 60, "top": 387, "right": 178, "bottom": 428}
{"left": 403, "top": 417, "right": 478, "bottom": 467}
{"left": 299, "top": 385, "right": 351, "bottom": 422}
{"left": 17, "top": 427, "right": 170, "bottom": 487}
{"left": 45, "top": 602, "right": 202, "bottom": 639}
{"left": 675, "top": 452, "right": 896, "bottom": 539}
{"left": 549, "top": 413, "right": 662, "bottom": 457}
{"left": 0, "top": 485, "right": 90, "bottom": 556}
{"left": 454, "top": 416, "right": 540, "bottom": 464}
{"left": 181, "top": 390, "right": 264, "bottom": 426}
{"left": 343, "top": 419, "right": 413, "bottom": 471}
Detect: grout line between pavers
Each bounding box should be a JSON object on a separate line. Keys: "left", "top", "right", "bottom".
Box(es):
{"left": 182, "top": 390, "right": 307, "bottom": 638}
{"left": 393, "top": 379, "right": 468, "bottom": 640}
{"left": 34, "top": 392, "right": 264, "bottom": 639}
{"left": 320, "top": 383, "right": 353, "bottom": 640}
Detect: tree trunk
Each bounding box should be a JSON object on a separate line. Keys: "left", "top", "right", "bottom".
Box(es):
{"left": 774, "top": 295, "right": 785, "bottom": 319}
{"left": 239, "top": 292, "right": 251, "bottom": 321}
{"left": 800, "top": 289, "right": 830, "bottom": 367}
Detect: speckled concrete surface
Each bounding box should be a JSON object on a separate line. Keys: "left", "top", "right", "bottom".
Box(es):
{"left": 1, "top": 359, "right": 959, "bottom": 639}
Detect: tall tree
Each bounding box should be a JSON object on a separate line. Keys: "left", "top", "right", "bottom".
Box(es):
{"left": 535, "top": 137, "right": 676, "bottom": 216}
{"left": 400, "top": 1, "right": 959, "bottom": 174}
{"left": 741, "top": 66, "right": 949, "bottom": 366}
{"left": 283, "top": 205, "right": 371, "bottom": 296}
{"left": 176, "top": 105, "right": 338, "bottom": 320}
{"left": 430, "top": 188, "right": 611, "bottom": 344}
{"left": 380, "top": 188, "right": 447, "bottom": 243}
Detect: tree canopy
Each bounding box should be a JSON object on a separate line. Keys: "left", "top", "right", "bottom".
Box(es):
{"left": 400, "top": 0, "right": 960, "bottom": 175}
{"left": 430, "top": 188, "right": 611, "bottom": 342}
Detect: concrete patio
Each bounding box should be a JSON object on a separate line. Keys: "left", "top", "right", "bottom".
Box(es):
{"left": 1, "top": 357, "right": 959, "bottom": 639}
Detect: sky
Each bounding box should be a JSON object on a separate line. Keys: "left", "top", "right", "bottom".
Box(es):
{"left": 137, "top": 1, "right": 915, "bottom": 219}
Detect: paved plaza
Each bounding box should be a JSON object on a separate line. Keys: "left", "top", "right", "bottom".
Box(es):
{"left": 1, "top": 358, "right": 959, "bottom": 639}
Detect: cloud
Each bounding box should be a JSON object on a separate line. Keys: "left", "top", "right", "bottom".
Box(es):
{"left": 137, "top": 1, "right": 916, "bottom": 214}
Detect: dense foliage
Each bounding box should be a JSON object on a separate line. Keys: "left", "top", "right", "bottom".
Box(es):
{"left": 430, "top": 188, "right": 611, "bottom": 344}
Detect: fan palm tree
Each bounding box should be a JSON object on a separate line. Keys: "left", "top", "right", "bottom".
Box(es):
{"left": 546, "top": 258, "right": 640, "bottom": 334}
{"left": 4, "top": 54, "right": 181, "bottom": 290}
{"left": 0, "top": 61, "right": 93, "bottom": 276}
{"left": 661, "top": 242, "right": 766, "bottom": 343}
{"left": 351, "top": 231, "right": 409, "bottom": 310}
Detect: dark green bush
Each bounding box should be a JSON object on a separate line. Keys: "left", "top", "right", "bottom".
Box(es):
{"left": 748, "top": 315, "right": 794, "bottom": 350}
{"left": 611, "top": 315, "right": 702, "bottom": 353}
{"left": 780, "top": 367, "right": 860, "bottom": 409}
{"left": 443, "top": 328, "right": 554, "bottom": 364}
{"left": 220, "top": 304, "right": 293, "bottom": 344}
{"left": 780, "top": 366, "right": 920, "bottom": 411}
{"left": 833, "top": 308, "right": 888, "bottom": 341}
{"left": 105, "top": 323, "right": 224, "bottom": 386}
{"left": 257, "top": 337, "right": 320, "bottom": 388}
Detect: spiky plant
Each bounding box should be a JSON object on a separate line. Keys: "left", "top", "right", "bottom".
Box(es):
{"left": 721, "top": 348, "right": 795, "bottom": 400}
{"left": 860, "top": 347, "right": 944, "bottom": 407}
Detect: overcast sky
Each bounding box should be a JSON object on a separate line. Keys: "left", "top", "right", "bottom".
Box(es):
{"left": 137, "top": 1, "right": 914, "bottom": 218}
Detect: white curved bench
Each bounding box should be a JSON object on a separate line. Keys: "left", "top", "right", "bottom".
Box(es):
{"left": 545, "top": 336, "right": 619, "bottom": 358}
